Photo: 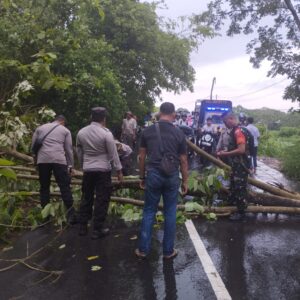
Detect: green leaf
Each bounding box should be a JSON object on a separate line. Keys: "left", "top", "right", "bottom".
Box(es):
{"left": 193, "top": 180, "right": 198, "bottom": 191}
{"left": 42, "top": 79, "right": 54, "bottom": 90}
{"left": 0, "top": 168, "right": 17, "bottom": 180}
{"left": 50, "top": 205, "right": 56, "bottom": 217}
{"left": 185, "top": 202, "right": 194, "bottom": 212}
{"left": 121, "top": 208, "right": 134, "bottom": 222}
{"left": 37, "top": 31, "right": 45, "bottom": 39}
{"left": 47, "top": 52, "right": 57, "bottom": 59}
{"left": 41, "top": 203, "right": 51, "bottom": 219}
{"left": 193, "top": 202, "right": 204, "bottom": 214}
{"left": 207, "top": 175, "right": 214, "bottom": 186}
{"left": 206, "top": 213, "right": 217, "bottom": 221}
{"left": 0, "top": 158, "right": 15, "bottom": 166}
{"left": 198, "top": 183, "right": 206, "bottom": 194}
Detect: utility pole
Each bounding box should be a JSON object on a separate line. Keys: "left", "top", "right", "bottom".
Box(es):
{"left": 210, "top": 77, "right": 216, "bottom": 100}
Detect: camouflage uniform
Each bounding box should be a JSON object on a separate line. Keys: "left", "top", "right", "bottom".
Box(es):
{"left": 228, "top": 128, "right": 250, "bottom": 213}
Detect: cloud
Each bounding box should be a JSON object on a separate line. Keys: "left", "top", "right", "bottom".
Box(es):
{"left": 161, "top": 56, "right": 296, "bottom": 111}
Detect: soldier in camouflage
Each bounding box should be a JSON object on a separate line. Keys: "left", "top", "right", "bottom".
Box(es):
{"left": 217, "top": 112, "right": 250, "bottom": 221}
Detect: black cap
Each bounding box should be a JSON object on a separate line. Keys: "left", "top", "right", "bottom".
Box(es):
{"left": 55, "top": 115, "right": 66, "bottom": 122}
{"left": 91, "top": 107, "right": 107, "bottom": 122}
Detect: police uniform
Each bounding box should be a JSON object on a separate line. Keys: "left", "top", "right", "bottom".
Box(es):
{"left": 228, "top": 127, "right": 249, "bottom": 213}
{"left": 76, "top": 108, "right": 122, "bottom": 233}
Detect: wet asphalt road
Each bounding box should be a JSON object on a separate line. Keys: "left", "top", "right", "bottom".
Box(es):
{"left": 1, "top": 215, "right": 300, "bottom": 300}
{"left": 1, "top": 160, "right": 300, "bottom": 300}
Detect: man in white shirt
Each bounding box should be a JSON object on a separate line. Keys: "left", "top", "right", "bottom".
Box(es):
{"left": 246, "top": 117, "right": 260, "bottom": 172}
{"left": 179, "top": 114, "right": 189, "bottom": 126}
{"left": 121, "top": 111, "right": 137, "bottom": 149}
{"left": 201, "top": 117, "right": 216, "bottom": 134}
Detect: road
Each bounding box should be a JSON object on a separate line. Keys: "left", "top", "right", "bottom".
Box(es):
{"left": 1, "top": 214, "right": 300, "bottom": 300}
{"left": 1, "top": 160, "right": 300, "bottom": 300}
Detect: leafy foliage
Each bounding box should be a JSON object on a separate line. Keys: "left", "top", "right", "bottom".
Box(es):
{"left": 0, "top": 0, "right": 199, "bottom": 131}
{"left": 281, "top": 140, "right": 300, "bottom": 180}
{"left": 0, "top": 160, "right": 43, "bottom": 240}
{"left": 188, "top": 168, "right": 225, "bottom": 206}
{"left": 194, "top": 0, "right": 300, "bottom": 104}
{"left": 41, "top": 201, "right": 66, "bottom": 227}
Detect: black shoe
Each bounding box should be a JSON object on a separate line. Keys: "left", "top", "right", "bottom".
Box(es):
{"left": 91, "top": 228, "right": 110, "bottom": 240}
{"left": 67, "top": 208, "right": 78, "bottom": 225}
{"left": 229, "top": 212, "right": 245, "bottom": 221}
{"left": 79, "top": 224, "right": 88, "bottom": 236}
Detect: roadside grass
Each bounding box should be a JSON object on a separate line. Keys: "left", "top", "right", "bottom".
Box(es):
{"left": 258, "top": 125, "right": 300, "bottom": 179}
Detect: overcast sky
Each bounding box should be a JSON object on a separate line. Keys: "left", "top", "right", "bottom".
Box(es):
{"left": 151, "top": 0, "right": 297, "bottom": 112}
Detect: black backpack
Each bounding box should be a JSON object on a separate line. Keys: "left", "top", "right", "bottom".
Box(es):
{"left": 232, "top": 126, "right": 255, "bottom": 156}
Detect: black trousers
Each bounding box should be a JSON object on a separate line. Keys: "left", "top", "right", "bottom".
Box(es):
{"left": 79, "top": 171, "right": 112, "bottom": 230}
{"left": 38, "top": 163, "right": 73, "bottom": 209}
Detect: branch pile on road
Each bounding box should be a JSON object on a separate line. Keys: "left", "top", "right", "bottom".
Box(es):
{"left": 2, "top": 145, "right": 300, "bottom": 218}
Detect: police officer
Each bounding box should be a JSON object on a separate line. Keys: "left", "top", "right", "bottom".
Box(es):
{"left": 77, "top": 107, "right": 123, "bottom": 238}
{"left": 217, "top": 112, "right": 249, "bottom": 220}
{"left": 31, "top": 115, "right": 77, "bottom": 224}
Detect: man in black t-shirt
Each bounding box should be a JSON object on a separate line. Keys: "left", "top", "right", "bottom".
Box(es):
{"left": 135, "top": 102, "right": 188, "bottom": 260}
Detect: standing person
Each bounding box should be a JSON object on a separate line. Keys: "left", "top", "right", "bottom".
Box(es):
{"left": 135, "top": 102, "right": 188, "bottom": 259}
{"left": 121, "top": 111, "right": 137, "bottom": 149}
{"left": 31, "top": 115, "right": 76, "bottom": 224}
{"left": 77, "top": 107, "right": 123, "bottom": 239}
{"left": 246, "top": 117, "right": 260, "bottom": 173}
{"left": 179, "top": 114, "right": 189, "bottom": 126}
{"left": 115, "top": 140, "right": 132, "bottom": 176}
{"left": 173, "top": 113, "right": 181, "bottom": 126}
{"left": 217, "top": 113, "right": 249, "bottom": 221}
{"left": 215, "top": 127, "right": 231, "bottom": 164}
{"left": 201, "top": 117, "right": 216, "bottom": 134}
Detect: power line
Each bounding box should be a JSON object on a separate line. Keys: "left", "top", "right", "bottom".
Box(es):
{"left": 232, "top": 78, "right": 288, "bottom": 99}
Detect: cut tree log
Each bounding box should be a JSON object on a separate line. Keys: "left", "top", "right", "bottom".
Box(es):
{"left": 187, "top": 139, "right": 300, "bottom": 200}
{"left": 1, "top": 149, "right": 34, "bottom": 164}
{"left": 13, "top": 192, "right": 300, "bottom": 215}
{"left": 110, "top": 197, "right": 300, "bottom": 215}
{"left": 15, "top": 173, "right": 141, "bottom": 188}
{"left": 0, "top": 166, "right": 37, "bottom": 173}
{"left": 13, "top": 172, "right": 300, "bottom": 207}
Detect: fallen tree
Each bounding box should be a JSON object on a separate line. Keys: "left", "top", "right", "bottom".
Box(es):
{"left": 111, "top": 197, "right": 300, "bottom": 215}
{"left": 187, "top": 140, "right": 300, "bottom": 200}
{"left": 3, "top": 146, "right": 300, "bottom": 200}
{"left": 12, "top": 192, "right": 300, "bottom": 215}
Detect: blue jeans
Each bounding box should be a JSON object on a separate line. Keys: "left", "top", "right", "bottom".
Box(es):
{"left": 138, "top": 169, "right": 180, "bottom": 256}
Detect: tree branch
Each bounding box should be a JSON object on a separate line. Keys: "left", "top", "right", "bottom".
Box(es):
{"left": 284, "top": 0, "right": 300, "bottom": 32}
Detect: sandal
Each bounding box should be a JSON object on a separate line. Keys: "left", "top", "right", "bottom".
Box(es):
{"left": 163, "top": 249, "right": 178, "bottom": 260}
{"left": 135, "top": 248, "right": 147, "bottom": 259}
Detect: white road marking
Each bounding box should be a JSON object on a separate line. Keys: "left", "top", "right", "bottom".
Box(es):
{"left": 185, "top": 219, "right": 232, "bottom": 300}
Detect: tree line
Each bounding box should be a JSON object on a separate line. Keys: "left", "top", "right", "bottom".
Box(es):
{"left": 0, "top": 0, "right": 198, "bottom": 132}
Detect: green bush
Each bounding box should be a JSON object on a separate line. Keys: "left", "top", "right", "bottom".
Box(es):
{"left": 257, "top": 125, "right": 284, "bottom": 157}
{"left": 281, "top": 140, "right": 300, "bottom": 180}
{"left": 278, "top": 127, "right": 300, "bottom": 137}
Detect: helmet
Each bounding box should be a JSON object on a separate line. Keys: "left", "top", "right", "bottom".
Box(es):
{"left": 239, "top": 112, "right": 246, "bottom": 121}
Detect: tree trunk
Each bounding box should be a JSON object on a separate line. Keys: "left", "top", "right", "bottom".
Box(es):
{"left": 15, "top": 173, "right": 141, "bottom": 187}
{"left": 186, "top": 139, "right": 300, "bottom": 200}
{"left": 110, "top": 197, "right": 300, "bottom": 215}
{"left": 2, "top": 149, "right": 34, "bottom": 164}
